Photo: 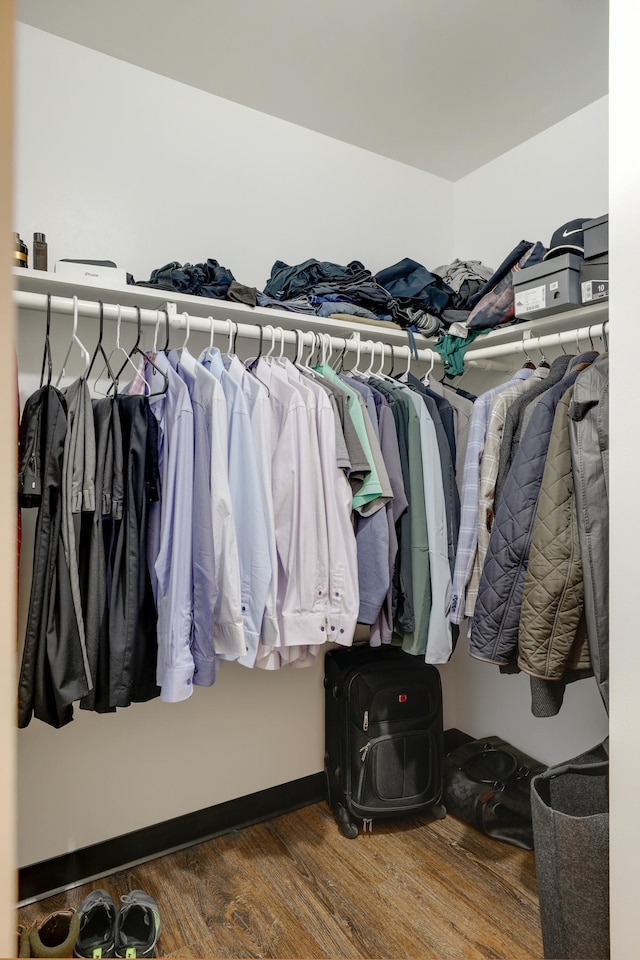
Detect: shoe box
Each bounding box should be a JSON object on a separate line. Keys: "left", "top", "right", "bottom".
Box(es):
{"left": 581, "top": 214, "right": 608, "bottom": 304}
{"left": 514, "top": 253, "right": 582, "bottom": 320}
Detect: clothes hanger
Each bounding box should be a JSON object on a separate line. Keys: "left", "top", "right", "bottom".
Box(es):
{"left": 557, "top": 331, "right": 568, "bottom": 355}
{"left": 386, "top": 344, "right": 397, "bottom": 378}
{"left": 265, "top": 325, "right": 281, "bottom": 360}
{"left": 331, "top": 336, "right": 349, "bottom": 373}
{"left": 182, "top": 311, "right": 191, "bottom": 351}
{"left": 363, "top": 340, "right": 383, "bottom": 378}
{"left": 39, "top": 294, "right": 53, "bottom": 389}
{"left": 531, "top": 336, "right": 550, "bottom": 368}
{"left": 601, "top": 320, "right": 608, "bottom": 352}
{"left": 345, "top": 332, "right": 363, "bottom": 376}
{"left": 421, "top": 349, "right": 436, "bottom": 386}
{"left": 374, "top": 342, "right": 396, "bottom": 383}
{"left": 112, "top": 306, "right": 168, "bottom": 397}
{"left": 521, "top": 333, "right": 535, "bottom": 369}
{"left": 395, "top": 344, "right": 412, "bottom": 382}
{"left": 587, "top": 324, "right": 596, "bottom": 352}
{"left": 85, "top": 300, "right": 116, "bottom": 389}
{"left": 106, "top": 303, "right": 148, "bottom": 395}
{"left": 55, "top": 295, "right": 91, "bottom": 387}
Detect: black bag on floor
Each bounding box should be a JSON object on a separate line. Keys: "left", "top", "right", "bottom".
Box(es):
{"left": 531, "top": 751, "right": 609, "bottom": 960}
{"left": 324, "top": 645, "right": 445, "bottom": 838}
{"left": 443, "top": 736, "right": 547, "bottom": 849}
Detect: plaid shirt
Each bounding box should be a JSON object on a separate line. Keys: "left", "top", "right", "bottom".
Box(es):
{"left": 450, "top": 369, "right": 533, "bottom": 625}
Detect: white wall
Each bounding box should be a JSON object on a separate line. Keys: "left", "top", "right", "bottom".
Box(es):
{"left": 14, "top": 24, "right": 453, "bottom": 288}
{"left": 609, "top": 0, "right": 640, "bottom": 953}
{"left": 453, "top": 96, "right": 609, "bottom": 271}
{"left": 449, "top": 96, "right": 610, "bottom": 765}
{"left": 14, "top": 24, "right": 456, "bottom": 867}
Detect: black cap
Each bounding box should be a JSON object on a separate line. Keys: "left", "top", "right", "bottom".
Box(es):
{"left": 542, "top": 219, "right": 591, "bottom": 261}
{"left": 33, "top": 233, "right": 46, "bottom": 242}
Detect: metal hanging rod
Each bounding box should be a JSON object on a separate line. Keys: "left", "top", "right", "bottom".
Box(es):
{"left": 19, "top": 288, "right": 610, "bottom": 372}
{"left": 465, "top": 320, "right": 609, "bottom": 363}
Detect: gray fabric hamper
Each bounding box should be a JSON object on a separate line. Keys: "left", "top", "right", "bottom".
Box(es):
{"left": 531, "top": 758, "right": 609, "bottom": 959}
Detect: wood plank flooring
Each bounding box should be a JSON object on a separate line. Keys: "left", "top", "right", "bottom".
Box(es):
{"left": 17, "top": 802, "right": 543, "bottom": 958}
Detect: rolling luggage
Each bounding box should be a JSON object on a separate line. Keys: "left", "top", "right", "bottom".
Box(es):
{"left": 324, "top": 645, "right": 446, "bottom": 838}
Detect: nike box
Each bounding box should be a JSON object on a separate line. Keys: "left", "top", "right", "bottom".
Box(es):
{"left": 583, "top": 215, "right": 608, "bottom": 261}
{"left": 514, "top": 253, "right": 582, "bottom": 320}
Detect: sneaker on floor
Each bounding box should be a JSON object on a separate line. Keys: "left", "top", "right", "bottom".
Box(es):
{"left": 115, "top": 891, "right": 161, "bottom": 959}
{"left": 29, "top": 909, "right": 80, "bottom": 958}
{"left": 74, "top": 889, "right": 117, "bottom": 958}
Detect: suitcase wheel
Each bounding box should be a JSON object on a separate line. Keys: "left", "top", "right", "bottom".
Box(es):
{"left": 429, "top": 802, "right": 447, "bottom": 820}
{"left": 336, "top": 803, "right": 359, "bottom": 839}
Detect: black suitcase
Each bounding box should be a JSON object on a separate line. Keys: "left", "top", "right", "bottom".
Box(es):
{"left": 324, "top": 645, "right": 446, "bottom": 838}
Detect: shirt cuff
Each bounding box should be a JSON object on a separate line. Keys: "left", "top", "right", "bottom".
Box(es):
{"left": 160, "top": 666, "right": 195, "bottom": 702}
{"left": 449, "top": 593, "right": 466, "bottom": 624}
{"left": 213, "top": 620, "right": 246, "bottom": 657}
{"left": 193, "top": 656, "right": 217, "bottom": 687}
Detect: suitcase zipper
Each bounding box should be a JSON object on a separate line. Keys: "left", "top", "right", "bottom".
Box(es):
{"left": 360, "top": 742, "right": 371, "bottom": 761}
{"left": 363, "top": 710, "right": 369, "bottom": 731}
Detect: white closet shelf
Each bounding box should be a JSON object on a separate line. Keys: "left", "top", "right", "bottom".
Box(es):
{"left": 13, "top": 267, "right": 608, "bottom": 360}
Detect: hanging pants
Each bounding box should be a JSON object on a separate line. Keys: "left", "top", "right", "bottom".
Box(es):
{"left": 18, "top": 387, "right": 90, "bottom": 728}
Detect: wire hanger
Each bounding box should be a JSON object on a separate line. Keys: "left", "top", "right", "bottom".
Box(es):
{"left": 85, "top": 300, "right": 116, "bottom": 388}
{"left": 112, "top": 306, "right": 168, "bottom": 397}
{"left": 386, "top": 344, "right": 397, "bottom": 378}
{"left": 532, "top": 336, "right": 550, "bottom": 368}
{"left": 96, "top": 304, "right": 141, "bottom": 396}
{"left": 557, "top": 331, "right": 568, "bottom": 355}
{"left": 601, "top": 321, "right": 609, "bottom": 352}
{"left": 39, "top": 294, "right": 53, "bottom": 388}
{"left": 55, "top": 295, "right": 91, "bottom": 387}
{"left": 521, "top": 333, "right": 535, "bottom": 369}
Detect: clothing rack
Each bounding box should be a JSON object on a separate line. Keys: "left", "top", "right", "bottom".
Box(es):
{"left": 14, "top": 289, "right": 606, "bottom": 372}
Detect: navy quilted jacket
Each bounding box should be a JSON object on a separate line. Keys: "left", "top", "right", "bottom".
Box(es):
{"left": 469, "top": 359, "right": 595, "bottom": 665}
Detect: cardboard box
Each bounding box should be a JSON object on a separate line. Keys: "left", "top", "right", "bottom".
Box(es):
{"left": 514, "top": 253, "right": 582, "bottom": 319}
{"left": 55, "top": 260, "right": 128, "bottom": 285}
{"left": 580, "top": 256, "right": 608, "bottom": 285}
{"left": 583, "top": 215, "right": 608, "bottom": 260}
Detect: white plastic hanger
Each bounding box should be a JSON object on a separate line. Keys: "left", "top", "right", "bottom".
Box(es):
{"left": 56, "top": 295, "right": 91, "bottom": 387}
{"left": 421, "top": 348, "right": 436, "bottom": 386}
{"left": 182, "top": 311, "right": 191, "bottom": 351}
{"left": 265, "top": 325, "right": 281, "bottom": 360}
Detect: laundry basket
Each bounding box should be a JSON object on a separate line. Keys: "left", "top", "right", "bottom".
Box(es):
{"left": 531, "top": 757, "right": 609, "bottom": 960}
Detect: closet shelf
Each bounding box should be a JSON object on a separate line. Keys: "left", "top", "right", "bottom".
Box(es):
{"left": 13, "top": 268, "right": 608, "bottom": 359}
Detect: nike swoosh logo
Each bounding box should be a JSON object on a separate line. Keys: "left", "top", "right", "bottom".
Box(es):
{"left": 562, "top": 228, "right": 582, "bottom": 238}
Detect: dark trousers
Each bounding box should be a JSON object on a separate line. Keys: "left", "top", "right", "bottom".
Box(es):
{"left": 18, "top": 387, "right": 89, "bottom": 728}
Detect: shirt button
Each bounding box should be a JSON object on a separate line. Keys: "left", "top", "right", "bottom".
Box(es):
{"left": 242, "top": 605, "right": 246, "bottom": 612}
{"left": 335, "top": 592, "right": 339, "bottom": 597}
{"left": 331, "top": 626, "right": 335, "bottom": 631}
{"left": 320, "top": 626, "right": 325, "bottom": 632}
{"left": 340, "top": 628, "right": 345, "bottom": 634}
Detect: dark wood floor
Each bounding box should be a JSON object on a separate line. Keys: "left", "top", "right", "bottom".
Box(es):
{"left": 17, "top": 802, "right": 543, "bottom": 958}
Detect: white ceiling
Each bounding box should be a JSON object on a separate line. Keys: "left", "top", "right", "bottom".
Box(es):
{"left": 16, "top": 0, "right": 608, "bottom": 181}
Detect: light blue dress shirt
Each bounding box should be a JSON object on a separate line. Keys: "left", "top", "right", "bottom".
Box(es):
{"left": 144, "top": 351, "right": 196, "bottom": 702}
{"left": 199, "top": 347, "right": 272, "bottom": 668}
{"left": 168, "top": 349, "right": 218, "bottom": 687}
